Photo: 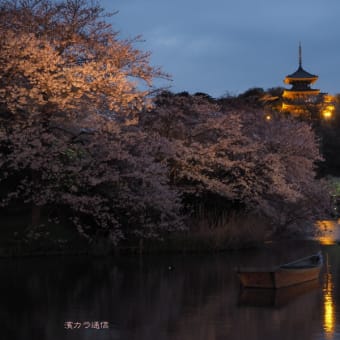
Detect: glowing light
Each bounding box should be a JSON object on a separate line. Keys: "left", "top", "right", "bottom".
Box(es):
{"left": 324, "top": 95, "right": 335, "bottom": 103}
{"left": 322, "top": 110, "right": 332, "bottom": 119}
{"left": 323, "top": 272, "right": 335, "bottom": 339}
{"left": 322, "top": 104, "right": 335, "bottom": 119}
{"left": 316, "top": 221, "right": 335, "bottom": 230}
{"left": 265, "top": 114, "right": 271, "bottom": 121}
{"left": 316, "top": 220, "right": 338, "bottom": 245}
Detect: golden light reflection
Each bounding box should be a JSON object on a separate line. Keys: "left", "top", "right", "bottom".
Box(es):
{"left": 319, "top": 237, "right": 336, "bottom": 246}
{"left": 323, "top": 271, "right": 335, "bottom": 339}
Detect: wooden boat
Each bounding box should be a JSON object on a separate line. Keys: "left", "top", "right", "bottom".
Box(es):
{"left": 236, "top": 252, "right": 322, "bottom": 289}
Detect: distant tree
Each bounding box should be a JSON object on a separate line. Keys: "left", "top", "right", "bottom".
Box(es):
{"left": 193, "top": 92, "right": 215, "bottom": 102}
{"left": 260, "top": 87, "right": 284, "bottom": 112}
{"left": 218, "top": 88, "right": 268, "bottom": 110}
{"left": 141, "top": 93, "right": 331, "bottom": 234}
{"left": 176, "top": 91, "right": 190, "bottom": 98}
{"left": 237, "top": 88, "right": 265, "bottom": 107}
{"left": 266, "top": 87, "right": 284, "bottom": 97}
{"left": 316, "top": 94, "right": 340, "bottom": 176}
{"left": 334, "top": 94, "right": 340, "bottom": 126}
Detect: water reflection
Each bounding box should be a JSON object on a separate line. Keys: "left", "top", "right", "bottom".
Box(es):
{"left": 323, "top": 272, "right": 335, "bottom": 339}
{"left": 1, "top": 242, "right": 340, "bottom": 340}
{"left": 239, "top": 279, "right": 319, "bottom": 308}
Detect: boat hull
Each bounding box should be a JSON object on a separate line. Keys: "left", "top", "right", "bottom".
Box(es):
{"left": 237, "top": 266, "right": 321, "bottom": 288}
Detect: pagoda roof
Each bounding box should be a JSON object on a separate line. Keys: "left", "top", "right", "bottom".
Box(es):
{"left": 285, "top": 43, "right": 318, "bottom": 84}
{"left": 285, "top": 66, "right": 318, "bottom": 81}
{"left": 283, "top": 88, "right": 320, "bottom": 93}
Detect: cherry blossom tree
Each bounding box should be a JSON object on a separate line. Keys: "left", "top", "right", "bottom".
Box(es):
{"left": 0, "top": 0, "right": 181, "bottom": 245}
{"left": 141, "top": 92, "right": 331, "bottom": 234}
{"left": 240, "top": 109, "right": 331, "bottom": 233}
{"left": 0, "top": 0, "right": 331, "bottom": 247}
{"left": 0, "top": 0, "right": 167, "bottom": 121}
{"left": 1, "top": 117, "right": 183, "bottom": 243}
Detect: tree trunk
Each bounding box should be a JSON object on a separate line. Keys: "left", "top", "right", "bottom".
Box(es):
{"left": 31, "top": 203, "right": 42, "bottom": 226}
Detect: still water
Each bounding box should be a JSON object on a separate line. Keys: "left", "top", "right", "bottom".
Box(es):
{"left": 1, "top": 240, "right": 340, "bottom": 340}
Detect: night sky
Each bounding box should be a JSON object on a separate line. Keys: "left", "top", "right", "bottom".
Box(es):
{"left": 103, "top": 0, "right": 340, "bottom": 98}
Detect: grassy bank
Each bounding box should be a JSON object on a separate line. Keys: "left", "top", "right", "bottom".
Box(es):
{"left": 138, "top": 212, "right": 270, "bottom": 253}
{"left": 0, "top": 212, "right": 271, "bottom": 257}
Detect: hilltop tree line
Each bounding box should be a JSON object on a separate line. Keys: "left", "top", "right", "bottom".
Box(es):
{"left": 219, "top": 86, "right": 340, "bottom": 176}
{"left": 0, "top": 0, "right": 334, "bottom": 251}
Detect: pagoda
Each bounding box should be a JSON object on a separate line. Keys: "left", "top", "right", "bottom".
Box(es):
{"left": 282, "top": 43, "right": 322, "bottom": 116}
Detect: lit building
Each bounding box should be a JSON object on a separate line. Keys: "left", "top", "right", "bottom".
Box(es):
{"left": 282, "top": 44, "right": 335, "bottom": 120}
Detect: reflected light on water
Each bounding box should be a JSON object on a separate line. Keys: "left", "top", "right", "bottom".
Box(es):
{"left": 319, "top": 237, "right": 336, "bottom": 246}
{"left": 323, "top": 272, "right": 335, "bottom": 339}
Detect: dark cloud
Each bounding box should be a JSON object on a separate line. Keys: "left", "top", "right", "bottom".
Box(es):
{"left": 104, "top": 0, "right": 340, "bottom": 97}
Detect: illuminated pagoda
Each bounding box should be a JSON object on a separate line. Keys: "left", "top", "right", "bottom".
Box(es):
{"left": 282, "top": 44, "right": 334, "bottom": 119}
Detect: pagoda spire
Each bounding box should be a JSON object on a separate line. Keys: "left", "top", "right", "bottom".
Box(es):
{"left": 299, "top": 42, "right": 302, "bottom": 68}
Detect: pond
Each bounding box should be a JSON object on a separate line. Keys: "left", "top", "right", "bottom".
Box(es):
{"left": 1, "top": 237, "right": 340, "bottom": 339}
